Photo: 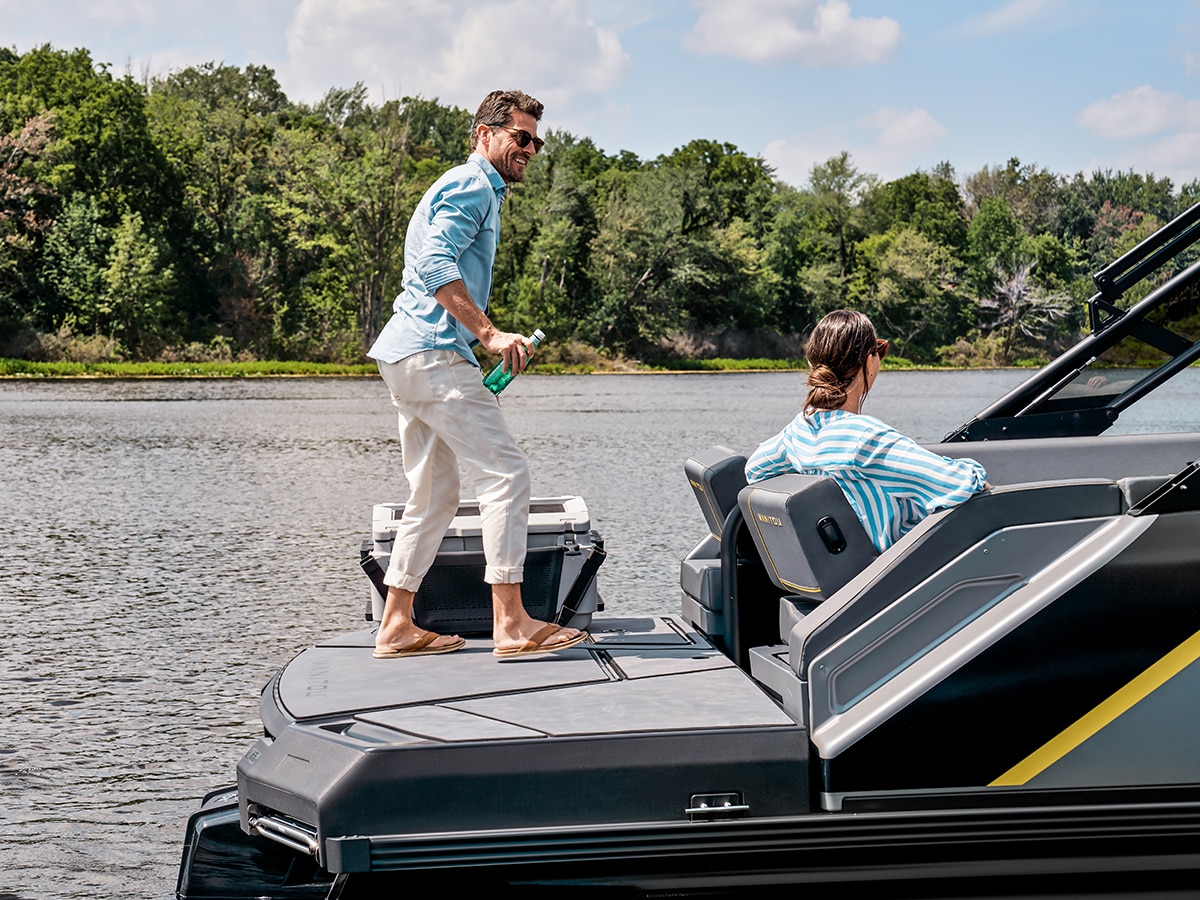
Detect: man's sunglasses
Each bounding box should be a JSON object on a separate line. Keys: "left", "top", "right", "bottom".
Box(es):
{"left": 874, "top": 339, "right": 889, "bottom": 360}
{"left": 491, "top": 124, "right": 544, "bottom": 153}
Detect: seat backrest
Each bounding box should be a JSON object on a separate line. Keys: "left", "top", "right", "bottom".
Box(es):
{"left": 738, "top": 474, "right": 878, "bottom": 602}
{"left": 685, "top": 446, "right": 749, "bottom": 540}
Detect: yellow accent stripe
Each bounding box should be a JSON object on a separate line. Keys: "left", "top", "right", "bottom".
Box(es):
{"left": 990, "top": 627, "right": 1200, "bottom": 787}
{"left": 695, "top": 485, "right": 722, "bottom": 541}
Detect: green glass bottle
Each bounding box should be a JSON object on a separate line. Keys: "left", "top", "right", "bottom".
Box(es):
{"left": 482, "top": 329, "right": 544, "bottom": 395}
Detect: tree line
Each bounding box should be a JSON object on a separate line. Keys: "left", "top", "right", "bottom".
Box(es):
{"left": 2, "top": 45, "right": 1198, "bottom": 367}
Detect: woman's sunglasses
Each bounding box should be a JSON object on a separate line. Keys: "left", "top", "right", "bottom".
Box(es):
{"left": 491, "top": 125, "right": 544, "bottom": 153}
{"left": 874, "top": 339, "right": 889, "bottom": 360}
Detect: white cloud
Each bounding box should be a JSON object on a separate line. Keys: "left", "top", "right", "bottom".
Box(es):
{"left": 1138, "top": 130, "right": 1200, "bottom": 184}
{"left": 763, "top": 106, "right": 947, "bottom": 186}
{"left": 684, "top": 0, "right": 902, "bottom": 66}
{"left": 1076, "top": 84, "right": 1200, "bottom": 139}
{"left": 282, "top": 0, "right": 629, "bottom": 113}
{"left": 859, "top": 106, "right": 946, "bottom": 150}
{"left": 955, "top": 0, "right": 1070, "bottom": 39}
{"left": 1072, "top": 85, "right": 1200, "bottom": 184}
{"left": 1072, "top": 131, "right": 1200, "bottom": 187}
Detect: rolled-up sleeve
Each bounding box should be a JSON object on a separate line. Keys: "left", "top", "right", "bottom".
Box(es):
{"left": 854, "top": 429, "right": 987, "bottom": 516}
{"left": 413, "top": 178, "right": 489, "bottom": 294}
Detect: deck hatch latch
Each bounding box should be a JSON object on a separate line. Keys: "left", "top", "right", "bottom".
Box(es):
{"left": 686, "top": 791, "right": 749, "bottom": 821}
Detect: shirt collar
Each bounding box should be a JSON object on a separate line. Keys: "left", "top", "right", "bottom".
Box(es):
{"left": 469, "top": 152, "right": 509, "bottom": 202}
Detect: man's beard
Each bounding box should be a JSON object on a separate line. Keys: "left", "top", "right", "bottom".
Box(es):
{"left": 492, "top": 153, "right": 526, "bottom": 184}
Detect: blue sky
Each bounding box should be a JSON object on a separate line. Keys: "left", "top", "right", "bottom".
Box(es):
{"left": 5, "top": 1, "right": 1200, "bottom": 189}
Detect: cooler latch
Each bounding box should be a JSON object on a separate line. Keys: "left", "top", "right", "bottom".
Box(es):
{"left": 686, "top": 791, "right": 749, "bottom": 821}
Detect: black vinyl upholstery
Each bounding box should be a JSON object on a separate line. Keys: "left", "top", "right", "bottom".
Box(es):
{"left": 685, "top": 446, "right": 749, "bottom": 541}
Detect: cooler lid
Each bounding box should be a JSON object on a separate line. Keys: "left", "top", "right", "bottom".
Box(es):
{"left": 372, "top": 496, "right": 591, "bottom": 539}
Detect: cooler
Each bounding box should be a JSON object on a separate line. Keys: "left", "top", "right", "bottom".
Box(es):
{"left": 360, "top": 496, "right": 604, "bottom": 634}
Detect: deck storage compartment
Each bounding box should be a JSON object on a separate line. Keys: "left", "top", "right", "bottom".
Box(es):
{"left": 361, "top": 496, "right": 603, "bottom": 633}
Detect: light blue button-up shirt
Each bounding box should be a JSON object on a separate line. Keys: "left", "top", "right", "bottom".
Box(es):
{"left": 368, "top": 153, "right": 507, "bottom": 365}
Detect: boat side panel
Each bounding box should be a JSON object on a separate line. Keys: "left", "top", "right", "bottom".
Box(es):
{"left": 241, "top": 616, "right": 811, "bottom": 859}
{"left": 239, "top": 724, "right": 810, "bottom": 867}
{"left": 1015, "top": 650, "right": 1200, "bottom": 789}
{"left": 819, "top": 511, "right": 1200, "bottom": 794}
{"left": 809, "top": 517, "right": 1111, "bottom": 718}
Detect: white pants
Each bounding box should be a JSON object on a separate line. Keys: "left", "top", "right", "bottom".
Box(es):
{"left": 378, "top": 350, "right": 530, "bottom": 591}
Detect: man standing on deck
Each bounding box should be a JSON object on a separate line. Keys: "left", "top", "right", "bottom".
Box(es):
{"left": 367, "top": 89, "right": 587, "bottom": 660}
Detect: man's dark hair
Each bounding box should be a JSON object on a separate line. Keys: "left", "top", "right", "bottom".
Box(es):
{"left": 470, "top": 90, "right": 544, "bottom": 149}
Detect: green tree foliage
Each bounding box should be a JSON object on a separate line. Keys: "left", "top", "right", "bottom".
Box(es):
{"left": 0, "top": 46, "right": 184, "bottom": 338}
{"left": 100, "top": 211, "right": 177, "bottom": 356}
{"left": 570, "top": 141, "right": 784, "bottom": 354}
{"left": 5, "top": 44, "right": 1200, "bottom": 366}
{"left": 963, "top": 157, "right": 1060, "bottom": 235}
{"left": 851, "top": 227, "right": 970, "bottom": 362}
{"left": 760, "top": 184, "right": 822, "bottom": 333}
{"left": 584, "top": 164, "right": 693, "bottom": 352}
{"left": 803, "top": 152, "right": 869, "bottom": 313}
{"left": 657, "top": 138, "right": 776, "bottom": 228}
{"left": 397, "top": 96, "right": 472, "bottom": 163}
{"left": 0, "top": 113, "right": 55, "bottom": 314}
{"left": 491, "top": 131, "right": 610, "bottom": 340}
{"left": 147, "top": 62, "right": 292, "bottom": 351}
{"left": 1053, "top": 169, "right": 1176, "bottom": 265}
{"left": 38, "top": 194, "right": 108, "bottom": 332}
{"left": 0, "top": 46, "right": 180, "bottom": 224}
{"left": 862, "top": 166, "right": 967, "bottom": 251}
{"left": 966, "top": 195, "right": 1023, "bottom": 295}
{"left": 300, "top": 98, "right": 460, "bottom": 351}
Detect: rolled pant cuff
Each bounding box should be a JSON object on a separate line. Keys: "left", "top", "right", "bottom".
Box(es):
{"left": 383, "top": 570, "right": 423, "bottom": 593}
{"left": 485, "top": 565, "right": 524, "bottom": 584}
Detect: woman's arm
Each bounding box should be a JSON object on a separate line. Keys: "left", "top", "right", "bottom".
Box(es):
{"left": 745, "top": 425, "right": 800, "bottom": 483}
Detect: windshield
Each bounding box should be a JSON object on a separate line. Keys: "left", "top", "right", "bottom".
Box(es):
{"left": 1024, "top": 277, "right": 1200, "bottom": 418}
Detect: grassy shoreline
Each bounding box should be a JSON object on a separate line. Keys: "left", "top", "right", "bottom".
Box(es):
{"left": 0, "top": 357, "right": 1044, "bottom": 379}
{"left": 0, "top": 359, "right": 381, "bottom": 378}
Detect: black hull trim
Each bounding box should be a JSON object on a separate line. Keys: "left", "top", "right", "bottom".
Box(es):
{"left": 180, "top": 793, "right": 1200, "bottom": 898}
{"left": 326, "top": 801, "right": 1200, "bottom": 882}
{"left": 328, "top": 865, "right": 1199, "bottom": 900}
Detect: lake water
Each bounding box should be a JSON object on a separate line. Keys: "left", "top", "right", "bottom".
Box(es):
{"left": 2, "top": 368, "right": 1199, "bottom": 899}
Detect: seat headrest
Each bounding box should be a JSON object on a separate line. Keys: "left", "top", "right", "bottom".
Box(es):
{"left": 685, "top": 446, "right": 749, "bottom": 539}
{"left": 739, "top": 474, "right": 878, "bottom": 600}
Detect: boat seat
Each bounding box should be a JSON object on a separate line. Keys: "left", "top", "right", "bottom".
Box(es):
{"left": 680, "top": 447, "right": 748, "bottom": 637}
{"left": 738, "top": 474, "right": 879, "bottom": 610}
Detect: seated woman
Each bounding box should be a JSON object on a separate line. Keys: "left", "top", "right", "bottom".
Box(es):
{"left": 746, "top": 310, "right": 989, "bottom": 553}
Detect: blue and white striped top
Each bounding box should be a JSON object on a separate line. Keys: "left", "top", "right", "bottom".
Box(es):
{"left": 745, "top": 409, "right": 988, "bottom": 553}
